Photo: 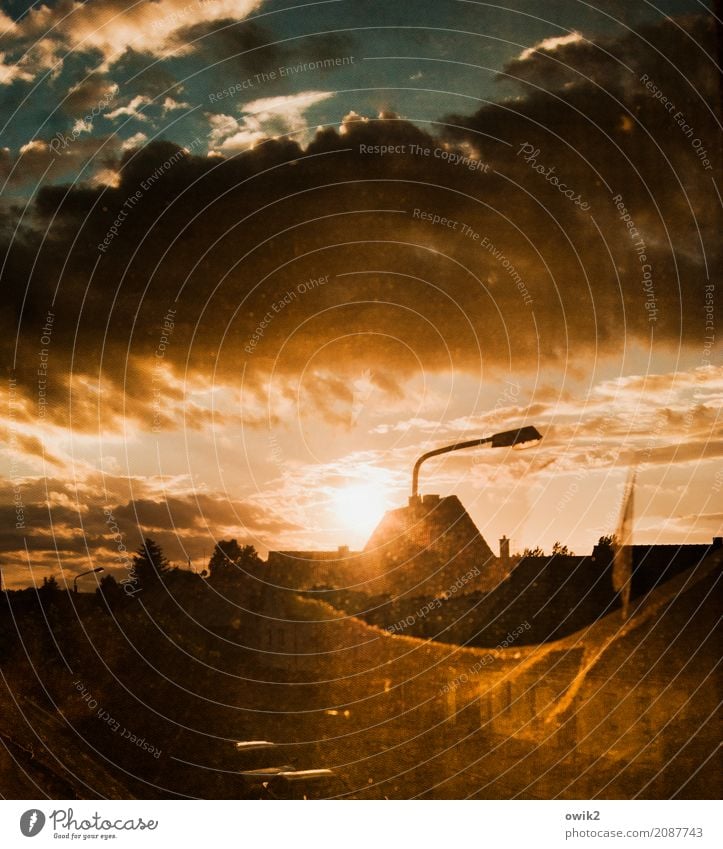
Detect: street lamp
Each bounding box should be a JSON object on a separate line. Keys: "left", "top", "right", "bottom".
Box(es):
{"left": 73, "top": 567, "right": 104, "bottom": 593}
{"left": 411, "top": 426, "right": 542, "bottom": 500}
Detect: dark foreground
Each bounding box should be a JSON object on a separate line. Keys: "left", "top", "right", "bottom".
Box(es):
{"left": 1, "top": 551, "right": 720, "bottom": 799}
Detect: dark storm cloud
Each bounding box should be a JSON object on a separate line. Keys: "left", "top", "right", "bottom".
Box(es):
{"left": 62, "top": 74, "right": 119, "bottom": 116}
{"left": 1, "top": 14, "right": 718, "bottom": 431}
{"left": 0, "top": 135, "right": 121, "bottom": 187}
{"left": 174, "top": 18, "right": 285, "bottom": 76}
{"left": 0, "top": 476, "right": 298, "bottom": 579}
{"left": 501, "top": 14, "right": 717, "bottom": 99}
{"left": 0, "top": 0, "right": 262, "bottom": 68}
{"left": 111, "top": 493, "right": 295, "bottom": 535}
{"left": 173, "top": 17, "right": 355, "bottom": 77}
{"left": 108, "top": 49, "right": 184, "bottom": 99}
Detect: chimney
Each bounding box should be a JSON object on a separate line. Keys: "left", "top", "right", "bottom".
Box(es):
{"left": 499, "top": 535, "right": 510, "bottom": 568}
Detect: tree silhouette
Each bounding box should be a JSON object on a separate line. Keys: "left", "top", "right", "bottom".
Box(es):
{"left": 594, "top": 534, "right": 618, "bottom": 567}
{"left": 38, "top": 575, "right": 59, "bottom": 598}
{"left": 97, "top": 573, "right": 124, "bottom": 610}
{"left": 208, "top": 540, "right": 262, "bottom": 582}
{"left": 238, "top": 544, "right": 262, "bottom": 574}
{"left": 131, "top": 538, "right": 170, "bottom": 591}
{"left": 552, "top": 541, "right": 574, "bottom": 556}
{"left": 522, "top": 546, "right": 545, "bottom": 557}
{"left": 598, "top": 534, "right": 618, "bottom": 548}
{"left": 208, "top": 539, "right": 243, "bottom": 580}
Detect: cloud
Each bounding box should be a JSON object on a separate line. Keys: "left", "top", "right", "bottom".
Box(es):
{"left": 364, "top": 365, "right": 723, "bottom": 478}
{"left": 162, "top": 96, "right": 192, "bottom": 113}
{"left": 106, "top": 94, "right": 154, "bottom": 122}
{"left": 0, "top": 16, "right": 717, "bottom": 481}
{"left": 0, "top": 0, "right": 263, "bottom": 83}
{"left": 173, "top": 17, "right": 284, "bottom": 76}
{"left": 0, "top": 51, "right": 34, "bottom": 85}
{"left": 518, "top": 31, "right": 585, "bottom": 62}
{"left": 0, "top": 134, "right": 122, "bottom": 187}
{"left": 122, "top": 131, "right": 149, "bottom": 151}
{"left": 72, "top": 118, "right": 93, "bottom": 135}
{"left": 500, "top": 13, "right": 717, "bottom": 100}
{"left": 0, "top": 470, "right": 299, "bottom": 587}
{"left": 0, "top": 37, "right": 61, "bottom": 85}
{"left": 175, "top": 19, "right": 354, "bottom": 80}
{"left": 105, "top": 48, "right": 182, "bottom": 98}
{"left": 0, "top": 11, "right": 717, "bottom": 586}
{"left": 208, "top": 90, "right": 335, "bottom": 151}
{"left": 63, "top": 74, "right": 119, "bottom": 116}
{"left": 111, "top": 493, "right": 294, "bottom": 536}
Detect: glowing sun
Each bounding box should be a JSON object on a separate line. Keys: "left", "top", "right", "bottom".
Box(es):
{"left": 330, "top": 484, "right": 387, "bottom": 539}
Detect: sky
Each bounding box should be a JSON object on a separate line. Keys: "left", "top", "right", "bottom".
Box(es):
{"left": 0, "top": 0, "right": 720, "bottom": 589}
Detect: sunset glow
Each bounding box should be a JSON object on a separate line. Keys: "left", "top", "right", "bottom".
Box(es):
{"left": 0, "top": 0, "right": 719, "bottom": 812}
{"left": 330, "top": 484, "right": 389, "bottom": 541}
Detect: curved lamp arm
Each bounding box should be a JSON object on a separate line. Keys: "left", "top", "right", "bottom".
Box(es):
{"left": 411, "top": 426, "right": 542, "bottom": 499}
{"left": 73, "top": 566, "right": 104, "bottom": 593}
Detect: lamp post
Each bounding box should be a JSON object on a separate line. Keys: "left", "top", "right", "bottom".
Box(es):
{"left": 73, "top": 567, "right": 104, "bottom": 593}
{"left": 411, "top": 426, "right": 542, "bottom": 501}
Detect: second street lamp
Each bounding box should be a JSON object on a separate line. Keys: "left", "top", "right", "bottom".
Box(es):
{"left": 411, "top": 426, "right": 542, "bottom": 500}
{"left": 73, "top": 567, "right": 104, "bottom": 593}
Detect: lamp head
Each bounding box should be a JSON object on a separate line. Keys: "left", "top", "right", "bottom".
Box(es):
{"left": 490, "top": 425, "right": 543, "bottom": 448}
